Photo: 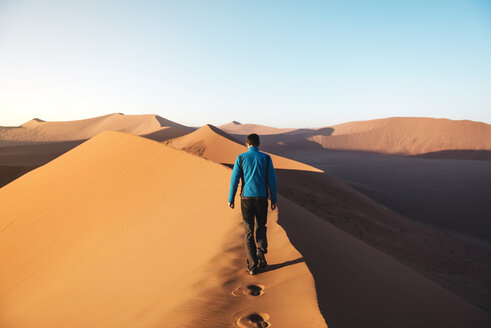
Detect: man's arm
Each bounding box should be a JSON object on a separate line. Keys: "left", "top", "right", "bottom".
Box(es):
{"left": 267, "top": 155, "right": 278, "bottom": 208}
{"left": 228, "top": 156, "right": 242, "bottom": 207}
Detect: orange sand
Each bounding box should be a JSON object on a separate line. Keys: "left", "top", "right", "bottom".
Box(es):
{"left": 310, "top": 117, "right": 491, "bottom": 155}
{"left": 164, "top": 124, "right": 323, "bottom": 171}
{"left": 0, "top": 131, "right": 326, "bottom": 327}
{"left": 0, "top": 113, "right": 191, "bottom": 146}
{"left": 1, "top": 115, "right": 491, "bottom": 327}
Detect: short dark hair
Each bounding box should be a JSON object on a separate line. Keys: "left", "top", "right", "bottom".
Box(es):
{"left": 246, "top": 133, "right": 260, "bottom": 147}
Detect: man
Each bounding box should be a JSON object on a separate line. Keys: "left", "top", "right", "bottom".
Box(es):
{"left": 228, "top": 133, "right": 278, "bottom": 275}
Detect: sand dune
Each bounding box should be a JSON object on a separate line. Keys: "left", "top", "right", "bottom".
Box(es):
{"left": 165, "top": 121, "right": 491, "bottom": 312}
{"left": 0, "top": 165, "right": 36, "bottom": 189}
{"left": 277, "top": 196, "right": 491, "bottom": 327}
{"left": 0, "top": 140, "right": 84, "bottom": 166}
{"left": 164, "top": 124, "right": 323, "bottom": 171}
{"left": 1, "top": 127, "right": 490, "bottom": 327}
{"left": 225, "top": 117, "right": 491, "bottom": 158}
{"left": 139, "top": 126, "right": 192, "bottom": 142}
{"left": 0, "top": 131, "right": 326, "bottom": 327}
{"left": 219, "top": 121, "right": 301, "bottom": 135}
{"left": 309, "top": 117, "right": 491, "bottom": 155}
{"left": 0, "top": 112, "right": 192, "bottom": 145}
{"left": 273, "top": 167, "right": 491, "bottom": 312}
{"left": 0, "top": 113, "right": 193, "bottom": 188}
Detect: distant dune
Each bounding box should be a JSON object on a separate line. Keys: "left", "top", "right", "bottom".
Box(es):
{"left": 219, "top": 120, "right": 300, "bottom": 135}
{"left": 0, "top": 113, "right": 193, "bottom": 188}
{"left": 310, "top": 117, "right": 491, "bottom": 155}
{"left": 0, "top": 112, "right": 192, "bottom": 145}
{"left": 224, "top": 117, "right": 491, "bottom": 158}
{"left": 0, "top": 131, "right": 326, "bottom": 327}
{"left": 164, "top": 123, "right": 323, "bottom": 171}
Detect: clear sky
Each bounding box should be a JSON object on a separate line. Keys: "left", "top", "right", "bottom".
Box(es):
{"left": 1, "top": 0, "right": 490, "bottom": 128}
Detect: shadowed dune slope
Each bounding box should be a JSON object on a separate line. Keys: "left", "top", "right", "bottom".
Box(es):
{"left": 0, "top": 131, "right": 326, "bottom": 328}
{"left": 164, "top": 124, "right": 323, "bottom": 172}
{"left": 0, "top": 165, "right": 36, "bottom": 189}
{"left": 0, "top": 114, "right": 193, "bottom": 188}
{"left": 273, "top": 168, "right": 491, "bottom": 312}
{"left": 309, "top": 117, "right": 491, "bottom": 155}
{"left": 166, "top": 123, "right": 491, "bottom": 313}
{"left": 0, "top": 113, "right": 192, "bottom": 145}
{"left": 277, "top": 196, "right": 491, "bottom": 328}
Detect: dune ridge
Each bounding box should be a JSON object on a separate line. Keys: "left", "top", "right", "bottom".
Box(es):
{"left": 0, "top": 131, "right": 326, "bottom": 327}
{"left": 219, "top": 121, "right": 300, "bottom": 135}
{"left": 164, "top": 124, "right": 323, "bottom": 172}
{"left": 222, "top": 117, "right": 491, "bottom": 158}
{"left": 0, "top": 113, "right": 191, "bottom": 145}
{"left": 309, "top": 117, "right": 491, "bottom": 155}
{"left": 164, "top": 121, "right": 491, "bottom": 314}
{"left": 0, "top": 113, "right": 193, "bottom": 188}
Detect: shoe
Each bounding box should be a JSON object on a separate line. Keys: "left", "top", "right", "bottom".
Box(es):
{"left": 257, "top": 250, "right": 267, "bottom": 269}
{"left": 247, "top": 267, "right": 259, "bottom": 275}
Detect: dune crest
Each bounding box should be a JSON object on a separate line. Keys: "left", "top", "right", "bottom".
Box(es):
{"left": 0, "top": 113, "right": 194, "bottom": 188}
{"left": 0, "top": 131, "right": 326, "bottom": 327}
{"left": 0, "top": 113, "right": 192, "bottom": 145}
{"left": 20, "top": 118, "right": 45, "bottom": 127}
{"left": 219, "top": 121, "right": 299, "bottom": 135}
{"left": 220, "top": 117, "right": 491, "bottom": 158}
{"left": 164, "top": 123, "right": 323, "bottom": 172}
{"left": 309, "top": 117, "right": 491, "bottom": 155}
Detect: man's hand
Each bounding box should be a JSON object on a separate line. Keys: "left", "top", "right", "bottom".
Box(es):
{"left": 228, "top": 202, "right": 234, "bottom": 209}
{"left": 271, "top": 202, "right": 277, "bottom": 210}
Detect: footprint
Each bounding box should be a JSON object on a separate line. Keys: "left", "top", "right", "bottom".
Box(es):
{"left": 234, "top": 312, "right": 270, "bottom": 328}
{"left": 231, "top": 284, "right": 265, "bottom": 297}
{"left": 247, "top": 284, "right": 263, "bottom": 296}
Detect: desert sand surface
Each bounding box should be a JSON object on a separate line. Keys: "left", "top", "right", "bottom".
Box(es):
{"left": 1, "top": 131, "right": 490, "bottom": 327}
{"left": 163, "top": 124, "right": 491, "bottom": 312}
{"left": 277, "top": 196, "right": 491, "bottom": 327}
{"left": 264, "top": 146, "right": 491, "bottom": 243}
{"left": 310, "top": 117, "right": 491, "bottom": 156}
{"left": 0, "top": 131, "right": 326, "bottom": 328}
{"left": 227, "top": 117, "right": 491, "bottom": 159}
{"left": 164, "top": 124, "right": 323, "bottom": 172}
{"left": 219, "top": 121, "right": 333, "bottom": 148}
{"left": 0, "top": 113, "right": 193, "bottom": 188}
{"left": 2, "top": 114, "right": 491, "bottom": 326}
{"left": 0, "top": 112, "right": 191, "bottom": 145}
{"left": 219, "top": 121, "right": 301, "bottom": 135}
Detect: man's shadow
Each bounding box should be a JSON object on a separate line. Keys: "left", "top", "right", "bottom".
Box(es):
{"left": 260, "top": 257, "right": 304, "bottom": 273}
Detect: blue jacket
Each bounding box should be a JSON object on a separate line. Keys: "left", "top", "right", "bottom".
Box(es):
{"left": 228, "top": 146, "right": 278, "bottom": 203}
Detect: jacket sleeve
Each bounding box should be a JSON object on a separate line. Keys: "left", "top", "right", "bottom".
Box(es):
{"left": 228, "top": 155, "right": 242, "bottom": 202}
{"left": 267, "top": 155, "right": 278, "bottom": 203}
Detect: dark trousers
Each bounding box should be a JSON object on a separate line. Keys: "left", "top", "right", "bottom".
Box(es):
{"left": 240, "top": 196, "right": 268, "bottom": 271}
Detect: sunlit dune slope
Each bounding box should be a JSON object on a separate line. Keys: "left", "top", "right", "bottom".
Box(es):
{"left": 165, "top": 120, "right": 491, "bottom": 312}
{"left": 0, "top": 131, "right": 326, "bottom": 328}
{"left": 274, "top": 167, "right": 491, "bottom": 312}
{"left": 0, "top": 113, "right": 192, "bottom": 145}
{"left": 309, "top": 117, "right": 491, "bottom": 155}
{"left": 0, "top": 113, "right": 193, "bottom": 188}
{"left": 164, "top": 124, "right": 323, "bottom": 172}
{"left": 169, "top": 121, "right": 491, "bottom": 313}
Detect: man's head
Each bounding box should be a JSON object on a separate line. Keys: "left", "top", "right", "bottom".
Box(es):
{"left": 246, "top": 133, "right": 260, "bottom": 147}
